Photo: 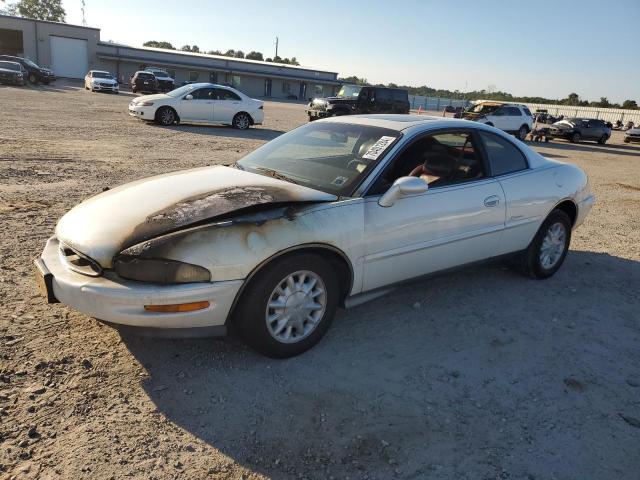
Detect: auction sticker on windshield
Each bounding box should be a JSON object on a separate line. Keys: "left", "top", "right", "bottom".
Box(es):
{"left": 362, "top": 136, "right": 397, "bottom": 160}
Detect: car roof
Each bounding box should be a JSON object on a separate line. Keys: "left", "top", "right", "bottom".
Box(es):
{"left": 317, "top": 114, "right": 482, "bottom": 132}
{"left": 183, "top": 82, "right": 234, "bottom": 89}
{"left": 89, "top": 70, "right": 110, "bottom": 74}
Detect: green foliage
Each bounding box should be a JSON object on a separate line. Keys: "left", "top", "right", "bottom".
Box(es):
{"left": 143, "top": 40, "right": 175, "bottom": 50}
{"left": 246, "top": 51, "right": 264, "bottom": 61}
{"left": 180, "top": 45, "right": 200, "bottom": 53}
{"left": 622, "top": 99, "right": 638, "bottom": 110}
{"left": 10, "top": 0, "right": 65, "bottom": 22}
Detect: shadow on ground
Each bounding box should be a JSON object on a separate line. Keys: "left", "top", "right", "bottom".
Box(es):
{"left": 123, "top": 251, "right": 640, "bottom": 479}
{"left": 155, "top": 123, "right": 286, "bottom": 141}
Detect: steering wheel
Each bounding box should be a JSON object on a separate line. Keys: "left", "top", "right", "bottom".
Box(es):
{"left": 347, "top": 159, "right": 365, "bottom": 171}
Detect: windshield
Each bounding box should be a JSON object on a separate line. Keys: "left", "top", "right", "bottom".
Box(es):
{"left": 92, "top": 71, "right": 113, "bottom": 79}
{"left": 148, "top": 69, "right": 168, "bottom": 78}
{"left": 237, "top": 122, "right": 400, "bottom": 195}
{"left": 166, "top": 84, "right": 196, "bottom": 97}
{"left": 22, "top": 58, "right": 40, "bottom": 68}
{"left": 336, "top": 85, "right": 362, "bottom": 98}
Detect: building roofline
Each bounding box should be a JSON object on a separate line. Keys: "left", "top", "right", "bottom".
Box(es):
{"left": 0, "top": 13, "right": 100, "bottom": 31}
{"left": 97, "top": 42, "right": 338, "bottom": 76}
{"left": 97, "top": 51, "right": 342, "bottom": 85}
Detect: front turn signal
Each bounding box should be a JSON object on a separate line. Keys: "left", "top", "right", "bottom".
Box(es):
{"left": 144, "top": 301, "right": 210, "bottom": 313}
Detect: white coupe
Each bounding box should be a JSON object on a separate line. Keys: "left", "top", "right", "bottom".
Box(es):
{"left": 35, "top": 116, "right": 594, "bottom": 358}
{"left": 84, "top": 70, "right": 119, "bottom": 93}
{"left": 128, "top": 83, "right": 264, "bottom": 129}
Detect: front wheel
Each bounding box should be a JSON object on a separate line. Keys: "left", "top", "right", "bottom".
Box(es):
{"left": 235, "top": 253, "right": 339, "bottom": 358}
{"left": 28, "top": 73, "right": 37, "bottom": 84}
{"left": 232, "top": 112, "right": 251, "bottom": 130}
{"left": 520, "top": 209, "right": 572, "bottom": 279}
{"left": 570, "top": 132, "right": 581, "bottom": 143}
{"left": 624, "top": 137, "right": 631, "bottom": 143}
{"left": 155, "top": 106, "right": 176, "bottom": 126}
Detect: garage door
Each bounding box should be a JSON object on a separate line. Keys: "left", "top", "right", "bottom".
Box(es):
{"left": 50, "top": 36, "right": 88, "bottom": 79}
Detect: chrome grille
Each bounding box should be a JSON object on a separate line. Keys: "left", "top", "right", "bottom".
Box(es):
{"left": 59, "top": 243, "right": 102, "bottom": 277}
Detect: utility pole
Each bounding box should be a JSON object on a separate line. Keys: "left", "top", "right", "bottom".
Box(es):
{"left": 274, "top": 36, "right": 279, "bottom": 59}
{"left": 81, "top": 0, "right": 87, "bottom": 26}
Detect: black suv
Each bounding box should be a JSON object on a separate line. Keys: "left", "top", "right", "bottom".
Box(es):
{"left": 548, "top": 118, "right": 611, "bottom": 144}
{"left": 144, "top": 67, "right": 175, "bottom": 92}
{"left": 0, "top": 55, "right": 55, "bottom": 84}
{"left": 130, "top": 71, "right": 159, "bottom": 94}
{"left": 306, "top": 85, "right": 410, "bottom": 121}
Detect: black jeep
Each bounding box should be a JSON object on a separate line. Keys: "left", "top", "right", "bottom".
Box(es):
{"left": 306, "top": 85, "right": 410, "bottom": 121}
{"left": 130, "top": 71, "right": 159, "bottom": 94}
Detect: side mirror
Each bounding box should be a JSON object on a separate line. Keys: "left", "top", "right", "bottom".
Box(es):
{"left": 378, "top": 176, "right": 429, "bottom": 207}
{"left": 184, "top": 94, "right": 193, "bottom": 100}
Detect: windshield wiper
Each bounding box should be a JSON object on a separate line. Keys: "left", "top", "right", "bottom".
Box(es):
{"left": 254, "top": 167, "right": 302, "bottom": 185}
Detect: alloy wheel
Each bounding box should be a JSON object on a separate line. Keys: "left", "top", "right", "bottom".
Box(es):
{"left": 539, "top": 222, "right": 567, "bottom": 269}
{"left": 265, "top": 270, "right": 327, "bottom": 344}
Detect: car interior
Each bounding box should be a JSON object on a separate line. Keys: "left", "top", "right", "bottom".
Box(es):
{"left": 368, "top": 132, "right": 485, "bottom": 195}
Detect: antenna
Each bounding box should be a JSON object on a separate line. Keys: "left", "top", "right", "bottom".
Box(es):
{"left": 274, "top": 36, "right": 278, "bottom": 59}
{"left": 81, "top": 0, "right": 87, "bottom": 26}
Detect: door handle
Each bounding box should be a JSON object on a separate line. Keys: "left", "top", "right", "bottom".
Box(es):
{"left": 484, "top": 195, "right": 500, "bottom": 207}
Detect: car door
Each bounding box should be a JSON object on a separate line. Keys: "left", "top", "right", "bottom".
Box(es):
{"left": 179, "top": 87, "right": 215, "bottom": 122}
{"left": 212, "top": 88, "right": 242, "bottom": 124}
{"left": 361, "top": 129, "right": 506, "bottom": 291}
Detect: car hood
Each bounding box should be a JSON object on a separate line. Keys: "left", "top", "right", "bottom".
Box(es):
{"left": 55, "top": 166, "right": 337, "bottom": 268}
{"left": 552, "top": 120, "right": 575, "bottom": 130}
{"left": 131, "top": 93, "right": 171, "bottom": 103}
{"left": 93, "top": 78, "right": 117, "bottom": 84}
{"left": 626, "top": 128, "right": 640, "bottom": 135}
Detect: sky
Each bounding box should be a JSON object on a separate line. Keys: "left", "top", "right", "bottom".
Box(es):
{"left": 60, "top": 0, "right": 639, "bottom": 103}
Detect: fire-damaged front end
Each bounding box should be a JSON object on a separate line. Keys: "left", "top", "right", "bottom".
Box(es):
{"left": 35, "top": 165, "right": 361, "bottom": 337}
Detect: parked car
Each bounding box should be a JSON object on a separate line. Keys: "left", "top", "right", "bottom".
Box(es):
{"left": 128, "top": 82, "right": 263, "bottom": 129}
{"left": 84, "top": 70, "right": 119, "bottom": 93}
{"left": 0, "top": 60, "right": 26, "bottom": 86}
{"left": 548, "top": 118, "right": 611, "bottom": 144}
{"left": 35, "top": 115, "right": 594, "bottom": 358}
{"left": 623, "top": 126, "right": 640, "bottom": 143}
{"left": 462, "top": 102, "right": 533, "bottom": 141}
{"left": 306, "top": 85, "right": 410, "bottom": 121}
{"left": 144, "top": 67, "right": 175, "bottom": 92}
{"left": 130, "top": 71, "right": 159, "bottom": 94}
{"left": 0, "top": 55, "right": 55, "bottom": 84}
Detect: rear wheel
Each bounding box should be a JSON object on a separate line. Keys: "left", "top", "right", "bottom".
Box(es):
{"left": 570, "top": 132, "right": 581, "bottom": 143}
{"left": 517, "top": 125, "right": 529, "bottom": 141}
{"left": 520, "top": 209, "right": 572, "bottom": 279}
{"left": 235, "top": 253, "right": 339, "bottom": 358}
{"left": 232, "top": 112, "right": 251, "bottom": 130}
{"left": 597, "top": 134, "right": 608, "bottom": 145}
{"left": 624, "top": 137, "right": 631, "bottom": 143}
{"left": 155, "top": 106, "right": 176, "bottom": 126}
{"left": 28, "top": 73, "right": 37, "bottom": 84}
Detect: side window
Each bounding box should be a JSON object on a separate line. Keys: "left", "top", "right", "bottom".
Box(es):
{"left": 368, "top": 131, "right": 485, "bottom": 195}
{"left": 190, "top": 88, "right": 214, "bottom": 100}
{"left": 506, "top": 106, "right": 521, "bottom": 116}
{"left": 215, "top": 88, "right": 241, "bottom": 101}
{"left": 375, "top": 89, "right": 393, "bottom": 102}
{"left": 393, "top": 90, "right": 407, "bottom": 102}
{"left": 522, "top": 106, "right": 532, "bottom": 117}
{"left": 479, "top": 131, "right": 528, "bottom": 176}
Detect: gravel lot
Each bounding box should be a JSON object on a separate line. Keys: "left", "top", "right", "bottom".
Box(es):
{"left": 1, "top": 81, "right": 639, "bottom": 480}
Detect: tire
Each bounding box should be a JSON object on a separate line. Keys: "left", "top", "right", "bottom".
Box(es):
{"left": 624, "top": 137, "right": 630, "bottom": 143}
{"left": 517, "top": 125, "right": 529, "bottom": 141}
{"left": 520, "top": 209, "right": 572, "bottom": 279}
{"left": 570, "top": 132, "right": 581, "bottom": 143}
{"left": 235, "top": 252, "right": 340, "bottom": 358}
{"left": 232, "top": 112, "right": 251, "bottom": 130}
{"left": 597, "top": 135, "right": 608, "bottom": 145}
{"left": 28, "top": 73, "right": 37, "bottom": 84}
{"left": 308, "top": 115, "right": 316, "bottom": 122}
{"left": 155, "top": 106, "right": 176, "bottom": 126}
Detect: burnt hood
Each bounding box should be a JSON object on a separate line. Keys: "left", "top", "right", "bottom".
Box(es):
{"left": 55, "top": 166, "right": 337, "bottom": 268}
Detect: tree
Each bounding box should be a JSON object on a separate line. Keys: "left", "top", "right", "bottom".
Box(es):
{"left": 246, "top": 51, "right": 264, "bottom": 61}
{"left": 143, "top": 40, "right": 175, "bottom": 50}
{"left": 191, "top": 45, "right": 200, "bottom": 53}
{"left": 180, "top": 45, "right": 200, "bottom": 53}
{"left": 224, "top": 49, "right": 236, "bottom": 57}
{"left": 207, "top": 49, "right": 222, "bottom": 55}
{"left": 12, "top": 0, "right": 65, "bottom": 21}
{"left": 622, "top": 99, "right": 638, "bottom": 110}
{"left": 564, "top": 93, "right": 581, "bottom": 106}
{"left": 597, "top": 97, "right": 611, "bottom": 108}
{"left": 234, "top": 50, "right": 245, "bottom": 58}
{"left": 338, "top": 75, "right": 368, "bottom": 85}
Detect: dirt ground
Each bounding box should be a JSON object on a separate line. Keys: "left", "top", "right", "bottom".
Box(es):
{"left": 1, "top": 81, "right": 639, "bottom": 480}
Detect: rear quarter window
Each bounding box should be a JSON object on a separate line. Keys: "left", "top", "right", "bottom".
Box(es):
{"left": 393, "top": 90, "right": 408, "bottom": 102}
{"left": 522, "top": 106, "right": 532, "bottom": 116}
{"left": 375, "top": 89, "right": 393, "bottom": 101}
{"left": 479, "top": 131, "right": 528, "bottom": 176}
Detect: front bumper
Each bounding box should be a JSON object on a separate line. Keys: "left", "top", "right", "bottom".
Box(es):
{"left": 575, "top": 193, "right": 595, "bottom": 229}
{"left": 306, "top": 109, "right": 330, "bottom": 119}
{"left": 128, "top": 103, "right": 155, "bottom": 119}
{"left": 36, "top": 237, "right": 243, "bottom": 332}
{"left": 91, "top": 83, "right": 119, "bottom": 92}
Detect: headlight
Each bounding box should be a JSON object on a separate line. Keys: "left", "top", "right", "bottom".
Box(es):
{"left": 139, "top": 101, "right": 154, "bottom": 106}
{"left": 114, "top": 256, "right": 211, "bottom": 284}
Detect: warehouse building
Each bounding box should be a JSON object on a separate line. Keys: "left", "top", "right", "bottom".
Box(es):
{"left": 0, "top": 14, "right": 340, "bottom": 99}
